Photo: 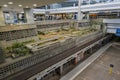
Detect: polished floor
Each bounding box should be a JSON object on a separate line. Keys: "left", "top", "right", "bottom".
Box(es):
{"left": 74, "top": 44, "right": 120, "bottom": 80}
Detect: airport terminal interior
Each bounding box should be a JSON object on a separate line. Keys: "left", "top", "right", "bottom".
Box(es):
{"left": 0, "top": 0, "right": 120, "bottom": 80}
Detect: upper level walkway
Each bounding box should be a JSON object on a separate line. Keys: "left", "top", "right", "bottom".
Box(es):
{"left": 34, "top": 2, "right": 120, "bottom": 13}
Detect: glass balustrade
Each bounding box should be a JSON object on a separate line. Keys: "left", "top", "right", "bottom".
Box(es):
{"left": 81, "top": 0, "right": 120, "bottom": 5}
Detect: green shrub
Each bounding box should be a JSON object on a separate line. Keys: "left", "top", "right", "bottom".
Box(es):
{"left": 39, "top": 37, "right": 42, "bottom": 40}
{"left": 5, "top": 47, "right": 12, "bottom": 53}
{"left": 38, "top": 31, "right": 45, "bottom": 35}
{"left": 11, "top": 43, "right": 30, "bottom": 56}
{"left": 56, "top": 29, "right": 61, "bottom": 32}
{"left": 12, "top": 47, "right": 29, "bottom": 56}
{"left": 12, "top": 43, "right": 23, "bottom": 49}
{"left": 22, "top": 40, "right": 35, "bottom": 44}
{"left": 61, "top": 28, "right": 69, "bottom": 31}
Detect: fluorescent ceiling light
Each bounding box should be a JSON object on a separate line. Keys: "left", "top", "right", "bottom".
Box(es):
{"left": 18, "top": 5, "right": 22, "bottom": 7}
{"left": 8, "top": 2, "right": 13, "bottom": 4}
{"left": 26, "top": 6, "right": 29, "bottom": 8}
{"left": 33, "top": 4, "right": 37, "bottom": 7}
{"left": 3, "top": 4, "right": 8, "bottom": 7}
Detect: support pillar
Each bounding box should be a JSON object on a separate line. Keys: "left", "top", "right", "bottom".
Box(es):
{"left": 73, "top": 3, "right": 76, "bottom": 7}
{"left": 86, "top": 13, "right": 89, "bottom": 20}
{"left": 24, "top": 8, "right": 34, "bottom": 23}
{"left": 60, "top": 65, "right": 63, "bottom": 75}
{"left": 102, "top": 23, "right": 107, "bottom": 35}
{"left": 75, "top": 56, "right": 78, "bottom": 64}
{"left": 91, "top": 47, "right": 93, "bottom": 54}
{"left": 117, "top": 12, "right": 120, "bottom": 17}
{"left": 45, "top": 5, "right": 48, "bottom": 9}
{"left": 78, "top": 0, "right": 83, "bottom": 22}
{"left": 0, "top": 7, "right": 5, "bottom": 26}
{"left": 9, "top": 11, "right": 14, "bottom": 24}
{"left": 77, "top": 0, "right": 83, "bottom": 28}
{"left": 9, "top": 11, "right": 18, "bottom": 24}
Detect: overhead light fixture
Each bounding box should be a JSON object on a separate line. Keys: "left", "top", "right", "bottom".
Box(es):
{"left": 18, "top": 5, "right": 22, "bottom": 7}
{"left": 26, "top": 6, "right": 29, "bottom": 8}
{"left": 3, "top": 4, "right": 8, "bottom": 7}
{"left": 21, "top": 11, "right": 24, "bottom": 13}
{"left": 33, "top": 4, "right": 37, "bottom": 7}
{"left": 8, "top": 2, "right": 13, "bottom": 4}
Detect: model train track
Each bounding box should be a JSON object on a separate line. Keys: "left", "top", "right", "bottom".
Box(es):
{"left": 4, "top": 35, "right": 105, "bottom": 80}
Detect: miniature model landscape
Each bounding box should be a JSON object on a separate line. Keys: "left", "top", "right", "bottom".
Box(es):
{"left": 0, "top": 23, "right": 102, "bottom": 80}
{"left": 4, "top": 27, "right": 97, "bottom": 59}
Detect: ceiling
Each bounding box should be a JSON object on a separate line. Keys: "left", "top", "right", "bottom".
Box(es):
{"left": 0, "top": 0, "right": 65, "bottom": 11}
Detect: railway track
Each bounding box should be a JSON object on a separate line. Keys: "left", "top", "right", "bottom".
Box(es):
{"left": 4, "top": 35, "right": 106, "bottom": 80}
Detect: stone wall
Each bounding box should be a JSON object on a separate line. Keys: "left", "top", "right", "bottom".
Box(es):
{"left": 78, "top": 22, "right": 90, "bottom": 27}
{"left": 37, "top": 22, "right": 71, "bottom": 31}
{"left": 0, "top": 26, "right": 38, "bottom": 48}
{"left": 0, "top": 47, "right": 4, "bottom": 64}
{"left": 36, "top": 20, "right": 92, "bottom": 32}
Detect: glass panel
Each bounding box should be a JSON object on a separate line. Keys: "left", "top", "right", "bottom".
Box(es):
{"left": 82, "top": 0, "right": 119, "bottom": 5}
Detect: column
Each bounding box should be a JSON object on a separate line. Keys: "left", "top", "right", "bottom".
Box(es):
{"left": 102, "top": 23, "right": 107, "bottom": 35}
{"left": 45, "top": 5, "right": 48, "bottom": 9}
{"left": 75, "top": 56, "right": 78, "bottom": 64}
{"left": 73, "top": 3, "right": 76, "bottom": 7}
{"left": 90, "top": 48, "right": 92, "bottom": 54}
{"left": 9, "top": 11, "right": 18, "bottom": 24}
{"left": 89, "top": 0, "right": 91, "bottom": 5}
{"left": 86, "top": 12, "right": 89, "bottom": 20}
{"left": 60, "top": 65, "right": 63, "bottom": 75}
{"left": 14, "top": 12, "right": 18, "bottom": 23}
{"left": 0, "top": 7, "right": 5, "bottom": 26}
{"left": 9, "top": 11, "right": 14, "bottom": 23}
{"left": 45, "top": 5, "right": 48, "bottom": 20}
{"left": 78, "top": 0, "right": 83, "bottom": 22}
{"left": 24, "top": 8, "right": 34, "bottom": 23}
{"left": 117, "top": 12, "right": 120, "bottom": 17}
